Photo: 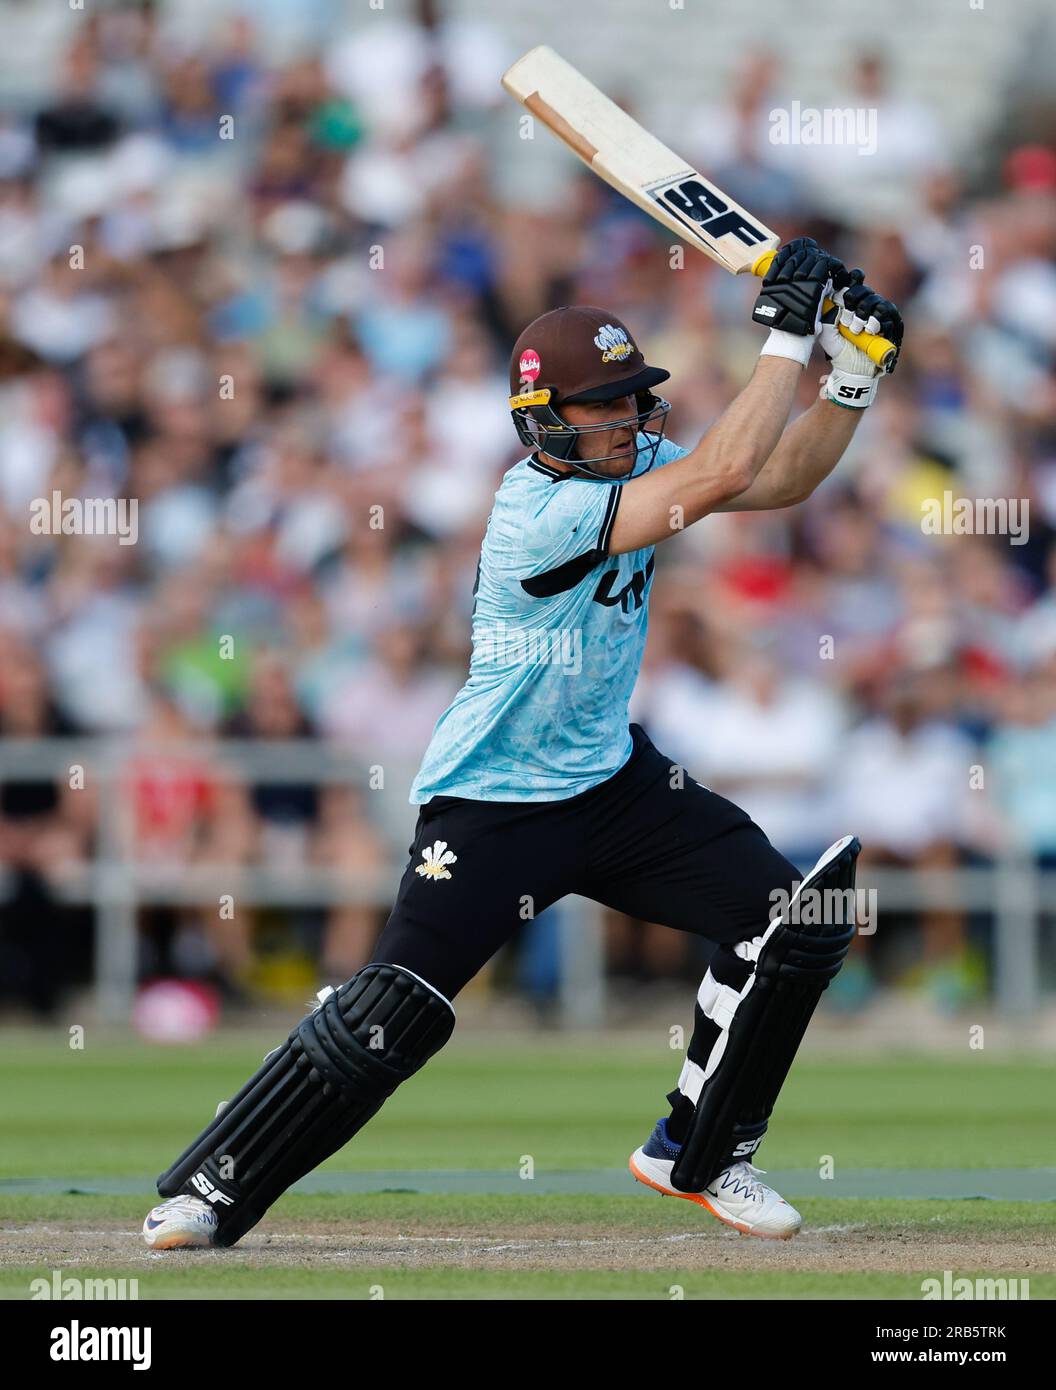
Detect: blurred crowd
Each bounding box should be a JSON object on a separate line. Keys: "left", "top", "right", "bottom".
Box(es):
{"left": 1, "top": 2, "right": 1055, "bottom": 1015}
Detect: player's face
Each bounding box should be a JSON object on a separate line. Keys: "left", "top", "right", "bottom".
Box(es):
{"left": 558, "top": 396, "right": 638, "bottom": 477}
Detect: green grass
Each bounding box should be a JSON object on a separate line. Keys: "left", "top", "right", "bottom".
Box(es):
{"left": 6, "top": 1265, "right": 1050, "bottom": 1301}
{"left": 1, "top": 1034, "right": 1053, "bottom": 1177}
{"left": 2, "top": 1035, "right": 1053, "bottom": 1299}
{"left": 2, "top": 1192, "right": 1053, "bottom": 1231}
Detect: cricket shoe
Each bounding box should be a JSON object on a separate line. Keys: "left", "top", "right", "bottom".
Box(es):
{"left": 629, "top": 1118, "right": 801, "bottom": 1239}
{"left": 142, "top": 1194, "right": 218, "bottom": 1249}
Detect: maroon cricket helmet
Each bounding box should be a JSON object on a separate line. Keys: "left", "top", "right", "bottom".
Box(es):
{"left": 509, "top": 305, "right": 669, "bottom": 401}
{"left": 508, "top": 306, "right": 671, "bottom": 477}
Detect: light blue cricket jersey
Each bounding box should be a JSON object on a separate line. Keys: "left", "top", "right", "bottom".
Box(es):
{"left": 409, "top": 434, "right": 689, "bottom": 803}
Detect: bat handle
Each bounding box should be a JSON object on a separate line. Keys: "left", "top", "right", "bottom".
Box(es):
{"left": 751, "top": 248, "right": 897, "bottom": 371}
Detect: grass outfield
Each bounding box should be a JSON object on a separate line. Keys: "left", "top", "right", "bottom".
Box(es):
{"left": 1, "top": 1034, "right": 1053, "bottom": 1299}
{"left": 1, "top": 1032, "right": 1053, "bottom": 1175}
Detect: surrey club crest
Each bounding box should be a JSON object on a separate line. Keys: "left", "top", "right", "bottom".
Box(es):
{"left": 594, "top": 323, "right": 634, "bottom": 363}
{"left": 416, "top": 840, "right": 458, "bottom": 881}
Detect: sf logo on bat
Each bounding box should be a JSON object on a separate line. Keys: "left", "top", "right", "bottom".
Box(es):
{"left": 648, "top": 174, "right": 771, "bottom": 254}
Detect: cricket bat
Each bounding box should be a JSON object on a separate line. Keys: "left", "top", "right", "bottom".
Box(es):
{"left": 502, "top": 46, "right": 896, "bottom": 369}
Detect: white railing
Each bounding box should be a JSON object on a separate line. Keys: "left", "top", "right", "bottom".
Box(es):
{"left": 0, "top": 739, "right": 1049, "bottom": 1023}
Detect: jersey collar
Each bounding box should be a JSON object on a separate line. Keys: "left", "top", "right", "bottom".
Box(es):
{"left": 527, "top": 452, "right": 569, "bottom": 482}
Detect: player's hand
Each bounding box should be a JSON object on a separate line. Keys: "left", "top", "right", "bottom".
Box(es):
{"left": 820, "top": 268, "right": 904, "bottom": 375}
{"left": 753, "top": 238, "right": 844, "bottom": 338}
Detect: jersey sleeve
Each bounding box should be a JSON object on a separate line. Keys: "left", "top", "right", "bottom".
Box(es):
{"left": 517, "top": 477, "right": 622, "bottom": 599}
{"left": 515, "top": 437, "right": 689, "bottom": 599}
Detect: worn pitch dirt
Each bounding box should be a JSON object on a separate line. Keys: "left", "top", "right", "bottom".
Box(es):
{"left": 1, "top": 1220, "right": 1052, "bottom": 1274}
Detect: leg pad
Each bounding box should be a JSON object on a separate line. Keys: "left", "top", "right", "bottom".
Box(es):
{"left": 157, "top": 963, "right": 455, "bottom": 1246}
{"left": 670, "top": 837, "right": 860, "bottom": 1193}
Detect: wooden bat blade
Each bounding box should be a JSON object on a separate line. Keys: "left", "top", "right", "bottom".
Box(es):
{"left": 503, "top": 46, "right": 897, "bottom": 368}
{"left": 502, "top": 45, "right": 777, "bottom": 275}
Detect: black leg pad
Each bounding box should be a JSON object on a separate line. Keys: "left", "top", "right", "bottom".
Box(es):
{"left": 156, "top": 963, "right": 455, "bottom": 1246}
{"left": 670, "top": 836, "right": 860, "bottom": 1193}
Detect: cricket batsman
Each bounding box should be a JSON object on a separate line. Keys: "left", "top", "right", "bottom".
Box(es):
{"left": 143, "top": 241, "right": 903, "bottom": 1248}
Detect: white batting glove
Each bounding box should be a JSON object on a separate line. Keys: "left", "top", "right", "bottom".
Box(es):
{"left": 819, "top": 270, "right": 904, "bottom": 408}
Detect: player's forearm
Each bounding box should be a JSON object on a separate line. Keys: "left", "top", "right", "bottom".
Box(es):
{"left": 663, "top": 354, "right": 801, "bottom": 523}
{"left": 609, "top": 357, "right": 800, "bottom": 553}
{"left": 687, "top": 355, "right": 804, "bottom": 503}
{"left": 757, "top": 395, "right": 862, "bottom": 507}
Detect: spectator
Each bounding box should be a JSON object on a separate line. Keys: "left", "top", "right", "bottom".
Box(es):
{"left": 0, "top": 12, "right": 1052, "bottom": 1016}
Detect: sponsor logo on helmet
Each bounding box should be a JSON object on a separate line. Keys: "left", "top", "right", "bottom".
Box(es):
{"left": 519, "top": 349, "right": 541, "bottom": 383}
{"left": 594, "top": 323, "right": 634, "bottom": 363}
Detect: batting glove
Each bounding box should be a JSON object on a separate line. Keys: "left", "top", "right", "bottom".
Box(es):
{"left": 756, "top": 238, "right": 844, "bottom": 367}
{"left": 819, "top": 269, "right": 904, "bottom": 407}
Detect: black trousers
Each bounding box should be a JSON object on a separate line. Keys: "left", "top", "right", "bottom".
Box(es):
{"left": 373, "top": 725, "right": 799, "bottom": 1001}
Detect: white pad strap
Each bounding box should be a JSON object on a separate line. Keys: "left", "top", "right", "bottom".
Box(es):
{"left": 679, "top": 964, "right": 755, "bottom": 1102}
{"left": 677, "top": 837, "right": 856, "bottom": 1104}
{"left": 696, "top": 969, "right": 746, "bottom": 1031}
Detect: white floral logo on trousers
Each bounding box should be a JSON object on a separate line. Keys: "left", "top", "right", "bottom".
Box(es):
{"left": 416, "top": 840, "right": 458, "bottom": 881}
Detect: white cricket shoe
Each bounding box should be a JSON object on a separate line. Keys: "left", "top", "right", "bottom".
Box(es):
{"left": 142, "top": 1194, "right": 218, "bottom": 1249}
{"left": 630, "top": 1119, "right": 801, "bottom": 1239}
